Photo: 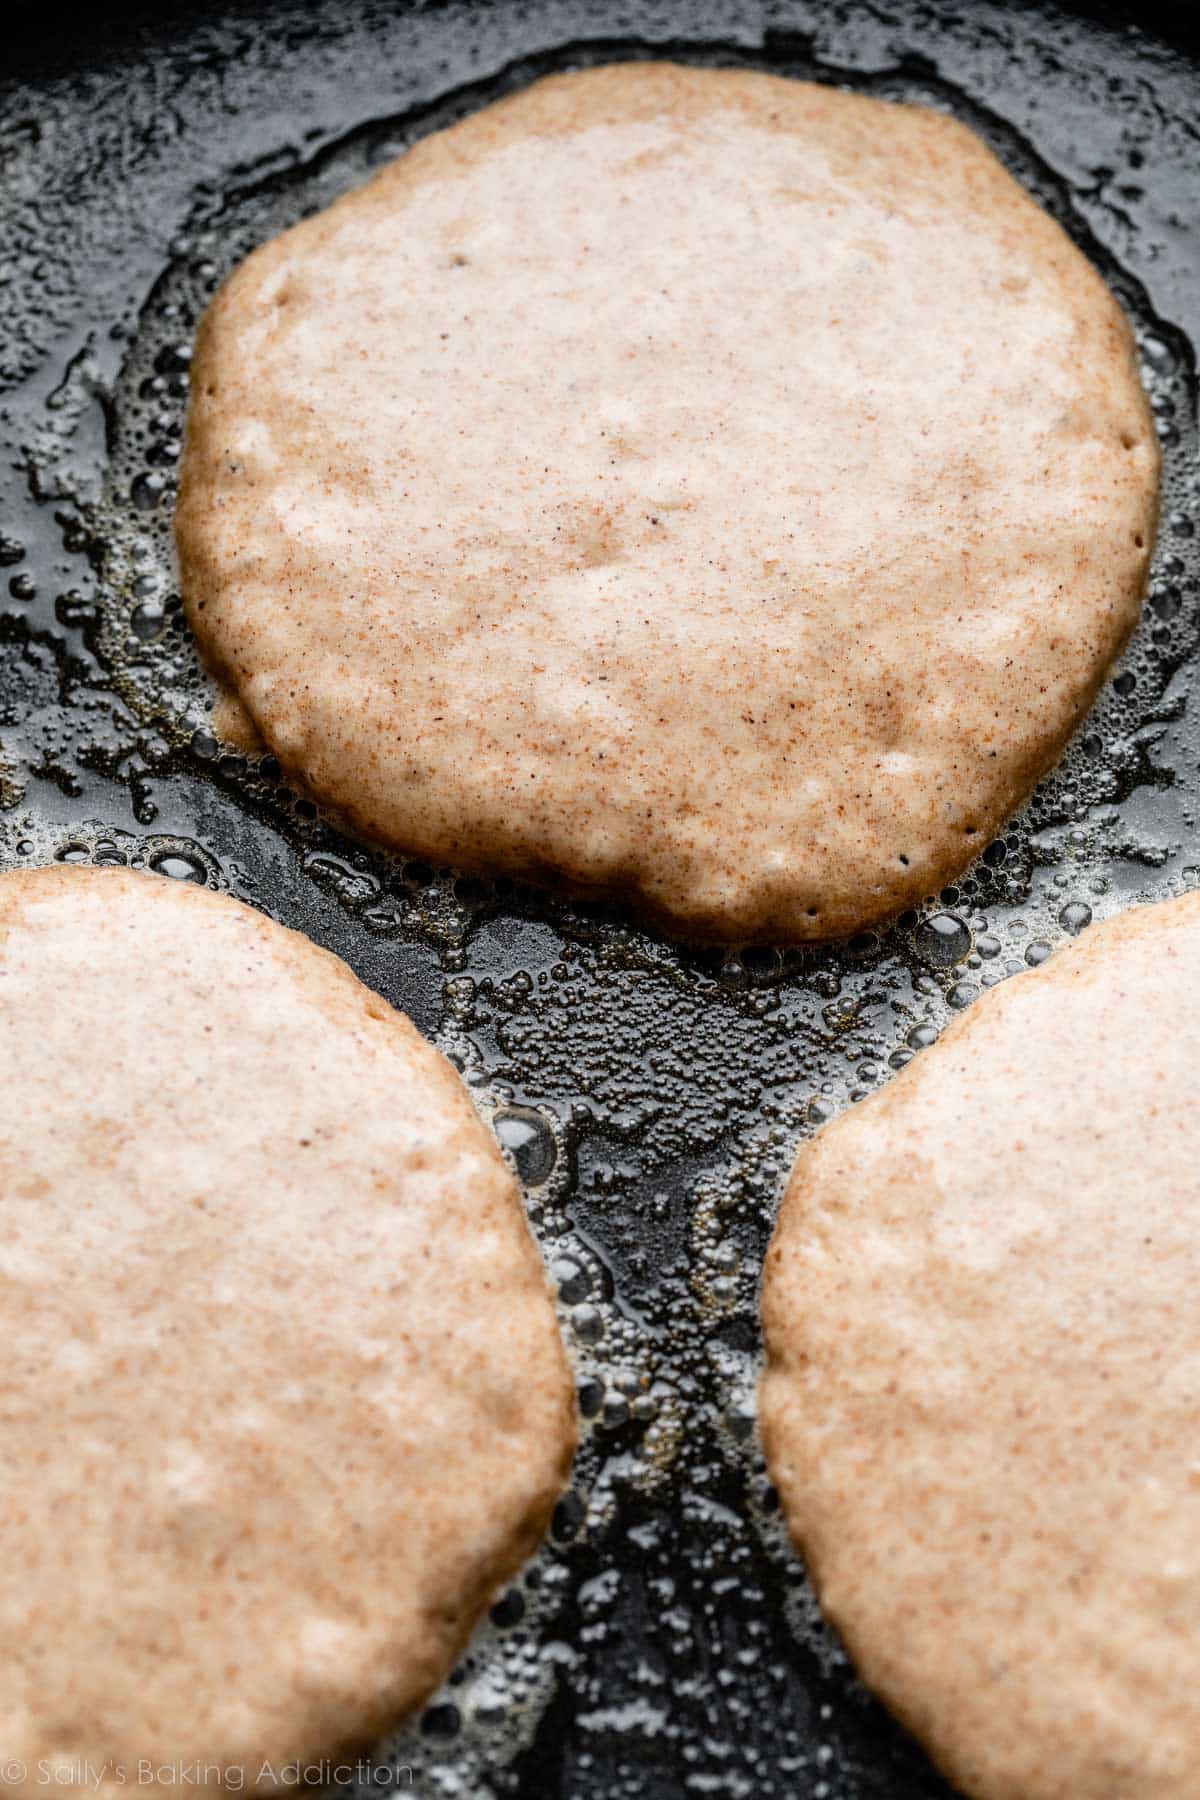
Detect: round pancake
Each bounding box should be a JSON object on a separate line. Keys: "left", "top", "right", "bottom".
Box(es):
{"left": 175, "top": 63, "right": 1158, "bottom": 943}
{"left": 760, "top": 891, "right": 1200, "bottom": 1799}
{"left": 0, "top": 864, "right": 575, "bottom": 1796}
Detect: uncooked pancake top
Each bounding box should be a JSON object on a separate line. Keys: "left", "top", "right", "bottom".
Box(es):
{"left": 0, "top": 864, "right": 574, "bottom": 1796}
{"left": 177, "top": 62, "right": 1158, "bottom": 942}
{"left": 761, "top": 891, "right": 1200, "bottom": 1799}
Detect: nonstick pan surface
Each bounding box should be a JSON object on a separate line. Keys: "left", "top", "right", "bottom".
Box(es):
{"left": 2, "top": 2, "right": 1198, "bottom": 1795}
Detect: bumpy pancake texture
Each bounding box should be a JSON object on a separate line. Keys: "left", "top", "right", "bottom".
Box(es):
{"left": 176, "top": 63, "right": 1157, "bottom": 942}
{"left": 761, "top": 892, "right": 1200, "bottom": 1800}
{"left": 0, "top": 865, "right": 574, "bottom": 1797}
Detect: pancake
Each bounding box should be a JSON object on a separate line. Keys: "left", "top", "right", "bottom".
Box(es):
{"left": 760, "top": 891, "right": 1200, "bottom": 1799}
{"left": 0, "top": 864, "right": 575, "bottom": 1796}
{"left": 175, "top": 62, "right": 1157, "bottom": 942}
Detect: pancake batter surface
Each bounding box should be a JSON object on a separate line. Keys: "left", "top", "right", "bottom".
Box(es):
{"left": 760, "top": 892, "right": 1200, "bottom": 1799}
{"left": 176, "top": 63, "right": 1158, "bottom": 942}
{"left": 0, "top": 865, "right": 574, "bottom": 1796}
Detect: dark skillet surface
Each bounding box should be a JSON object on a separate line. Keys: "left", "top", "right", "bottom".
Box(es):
{"left": 1, "top": 3, "right": 1198, "bottom": 1796}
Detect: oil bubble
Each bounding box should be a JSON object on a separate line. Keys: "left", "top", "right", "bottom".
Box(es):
{"left": 1059, "top": 901, "right": 1093, "bottom": 934}
{"left": 149, "top": 851, "right": 207, "bottom": 883}
{"left": 493, "top": 1107, "right": 557, "bottom": 1186}
{"left": 912, "top": 911, "right": 972, "bottom": 966}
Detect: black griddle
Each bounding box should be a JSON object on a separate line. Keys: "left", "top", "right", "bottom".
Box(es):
{"left": 2, "top": 2, "right": 1198, "bottom": 1795}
